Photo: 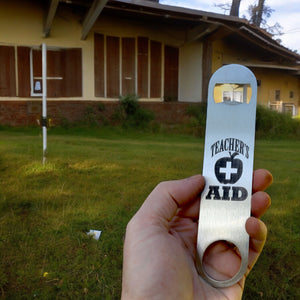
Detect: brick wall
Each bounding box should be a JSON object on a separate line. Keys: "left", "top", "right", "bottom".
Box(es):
{"left": 0, "top": 101, "right": 197, "bottom": 126}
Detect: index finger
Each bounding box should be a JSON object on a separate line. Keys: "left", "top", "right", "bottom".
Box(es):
{"left": 137, "top": 175, "right": 205, "bottom": 222}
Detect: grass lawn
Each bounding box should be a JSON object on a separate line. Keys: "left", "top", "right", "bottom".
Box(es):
{"left": 0, "top": 127, "right": 299, "bottom": 299}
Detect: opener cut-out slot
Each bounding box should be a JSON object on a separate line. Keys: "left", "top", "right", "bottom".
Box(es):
{"left": 214, "top": 83, "right": 252, "bottom": 104}
{"left": 202, "top": 240, "right": 242, "bottom": 281}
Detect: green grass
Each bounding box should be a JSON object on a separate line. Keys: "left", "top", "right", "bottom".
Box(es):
{"left": 0, "top": 127, "right": 299, "bottom": 299}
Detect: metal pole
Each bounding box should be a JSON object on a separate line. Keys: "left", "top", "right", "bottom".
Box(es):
{"left": 42, "top": 43, "right": 47, "bottom": 164}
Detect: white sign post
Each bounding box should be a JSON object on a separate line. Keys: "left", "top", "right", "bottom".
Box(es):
{"left": 30, "top": 43, "right": 48, "bottom": 164}
{"left": 42, "top": 43, "right": 47, "bottom": 164}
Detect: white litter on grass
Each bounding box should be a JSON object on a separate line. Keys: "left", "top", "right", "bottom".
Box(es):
{"left": 87, "top": 230, "right": 102, "bottom": 240}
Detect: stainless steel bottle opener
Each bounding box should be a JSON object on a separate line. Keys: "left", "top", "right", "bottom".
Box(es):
{"left": 197, "top": 64, "right": 257, "bottom": 288}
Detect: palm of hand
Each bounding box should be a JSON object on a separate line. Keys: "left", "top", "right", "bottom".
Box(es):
{"left": 167, "top": 215, "right": 244, "bottom": 299}
{"left": 122, "top": 170, "right": 272, "bottom": 300}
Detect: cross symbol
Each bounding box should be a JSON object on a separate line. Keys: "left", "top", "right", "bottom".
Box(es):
{"left": 220, "top": 161, "right": 238, "bottom": 180}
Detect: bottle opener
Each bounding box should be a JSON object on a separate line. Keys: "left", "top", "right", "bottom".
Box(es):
{"left": 197, "top": 64, "right": 257, "bottom": 287}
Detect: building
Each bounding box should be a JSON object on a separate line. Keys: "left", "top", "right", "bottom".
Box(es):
{"left": 0, "top": 0, "right": 299, "bottom": 126}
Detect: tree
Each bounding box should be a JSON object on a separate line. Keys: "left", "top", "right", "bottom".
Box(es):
{"left": 248, "top": 0, "right": 282, "bottom": 35}
{"left": 249, "top": 0, "right": 267, "bottom": 27}
{"left": 215, "top": 0, "right": 282, "bottom": 36}
{"left": 214, "top": 2, "right": 231, "bottom": 14}
{"left": 230, "top": 0, "right": 241, "bottom": 17}
{"left": 215, "top": 0, "right": 241, "bottom": 16}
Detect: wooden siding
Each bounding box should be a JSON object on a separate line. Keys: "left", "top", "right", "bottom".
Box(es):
{"left": 164, "top": 45, "right": 178, "bottom": 101}
{"left": 64, "top": 48, "right": 82, "bottom": 97}
{"left": 0, "top": 46, "right": 16, "bottom": 96}
{"left": 94, "top": 33, "right": 105, "bottom": 97}
{"left": 202, "top": 39, "right": 213, "bottom": 102}
{"left": 46, "top": 49, "right": 64, "bottom": 96}
{"left": 150, "top": 40, "right": 162, "bottom": 98}
{"left": 137, "top": 37, "right": 149, "bottom": 98}
{"left": 17, "top": 46, "right": 31, "bottom": 97}
{"left": 122, "top": 37, "right": 135, "bottom": 96}
{"left": 106, "top": 36, "right": 120, "bottom": 98}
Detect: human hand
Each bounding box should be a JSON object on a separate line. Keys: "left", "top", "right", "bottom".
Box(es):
{"left": 121, "top": 169, "right": 272, "bottom": 300}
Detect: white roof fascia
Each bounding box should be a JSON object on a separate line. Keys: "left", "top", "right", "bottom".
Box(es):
{"left": 44, "top": 0, "right": 60, "bottom": 37}
{"left": 81, "top": 0, "right": 109, "bottom": 40}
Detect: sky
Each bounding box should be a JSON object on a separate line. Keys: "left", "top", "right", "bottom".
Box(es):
{"left": 159, "top": 0, "right": 300, "bottom": 53}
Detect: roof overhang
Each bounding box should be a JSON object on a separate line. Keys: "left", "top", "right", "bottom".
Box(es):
{"left": 43, "top": 0, "right": 108, "bottom": 40}
{"left": 238, "top": 26, "right": 300, "bottom": 62}
{"left": 81, "top": 0, "right": 108, "bottom": 40}
{"left": 104, "top": 0, "right": 245, "bottom": 24}
{"left": 42, "top": 0, "right": 300, "bottom": 63}
{"left": 103, "top": 0, "right": 300, "bottom": 62}
{"left": 44, "top": 0, "right": 60, "bottom": 37}
{"left": 244, "top": 62, "right": 300, "bottom": 73}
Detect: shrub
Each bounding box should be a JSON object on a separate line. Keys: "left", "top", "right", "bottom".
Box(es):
{"left": 62, "top": 104, "right": 108, "bottom": 128}
{"left": 120, "top": 95, "right": 140, "bottom": 116}
{"left": 84, "top": 104, "right": 108, "bottom": 127}
{"left": 186, "top": 103, "right": 300, "bottom": 139}
{"left": 82, "top": 105, "right": 98, "bottom": 127}
{"left": 185, "top": 103, "right": 207, "bottom": 136}
{"left": 114, "top": 95, "right": 155, "bottom": 129}
{"left": 256, "top": 105, "right": 300, "bottom": 139}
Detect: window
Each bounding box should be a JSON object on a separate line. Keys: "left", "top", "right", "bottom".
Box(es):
{"left": 150, "top": 40, "right": 162, "bottom": 98}
{"left": 270, "top": 102, "right": 296, "bottom": 116}
{"left": 17, "top": 46, "right": 31, "bottom": 97}
{"left": 137, "top": 37, "right": 148, "bottom": 98}
{"left": 290, "top": 91, "right": 294, "bottom": 98}
{"left": 269, "top": 102, "right": 282, "bottom": 113}
{"left": 94, "top": 33, "right": 178, "bottom": 100}
{"left": 0, "top": 45, "right": 82, "bottom": 98}
{"left": 275, "top": 90, "right": 280, "bottom": 101}
{"left": 214, "top": 84, "right": 251, "bottom": 104}
{"left": 122, "top": 37, "right": 136, "bottom": 96}
{"left": 283, "top": 103, "right": 295, "bottom": 116}
{"left": 17, "top": 46, "right": 82, "bottom": 97}
{"left": 164, "top": 45, "right": 179, "bottom": 101}
{"left": 94, "top": 33, "right": 105, "bottom": 97}
{"left": 106, "top": 36, "right": 120, "bottom": 98}
{"left": 0, "top": 46, "right": 16, "bottom": 96}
